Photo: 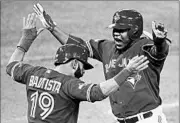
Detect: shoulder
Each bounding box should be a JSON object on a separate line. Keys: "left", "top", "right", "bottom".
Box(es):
{"left": 134, "top": 37, "right": 154, "bottom": 47}
{"left": 33, "top": 65, "right": 47, "bottom": 72}
{"left": 64, "top": 75, "right": 83, "bottom": 83}
{"left": 61, "top": 75, "right": 86, "bottom": 92}
{"left": 58, "top": 73, "right": 84, "bottom": 85}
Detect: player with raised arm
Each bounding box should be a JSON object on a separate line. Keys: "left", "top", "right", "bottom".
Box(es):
{"left": 6, "top": 13, "right": 149, "bottom": 123}
{"left": 34, "top": 3, "right": 171, "bottom": 123}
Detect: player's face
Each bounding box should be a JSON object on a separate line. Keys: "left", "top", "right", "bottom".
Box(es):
{"left": 113, "top": 28, "right": 131, "bottom": 50}
{"left": 74, "top": 61, "right": 85, "bottom": 78}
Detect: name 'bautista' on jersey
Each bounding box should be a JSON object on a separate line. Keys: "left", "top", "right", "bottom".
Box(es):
{"left": 29, "top": 75, "right": 61, "bottom": 93}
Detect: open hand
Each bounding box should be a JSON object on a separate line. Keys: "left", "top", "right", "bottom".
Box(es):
{"left": 33, "top": 3, "right": 56, "bottom": 31}
{"left": 23, "top": 13, "right": 44, "bottom": 36}
{"left": 152, "top": 21, "right": 171, "bottom": 44}
{"left": 152, "top": 21, "right": 167, "bottom": 39}
{"left": 126, "top": 55, "right": 149, "bottom": 73}
{"left": 17, "top": 13, "right": 45, "bottom": 52}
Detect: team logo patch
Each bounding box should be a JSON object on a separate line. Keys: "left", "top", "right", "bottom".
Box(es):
{"left": 118, "top": 57, "right": 142, "bottom": 89}
{"left": 126, "top": 73, "right": 141, "bottom": 89}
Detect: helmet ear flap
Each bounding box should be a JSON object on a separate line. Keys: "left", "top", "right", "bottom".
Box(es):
{"left": 128, "top": 26, "right": 140, "bottom": 40}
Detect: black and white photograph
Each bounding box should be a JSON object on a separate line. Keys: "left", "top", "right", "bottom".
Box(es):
{"left": 1, "top": 1, "right": 179, "bottom": 123}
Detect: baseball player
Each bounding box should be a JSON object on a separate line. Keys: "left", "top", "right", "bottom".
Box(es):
{"left": 34, "top": 3, "right": 171, "bottom": 123}
{"left": 6, "top": 13, "right": 149, "bottom": 123}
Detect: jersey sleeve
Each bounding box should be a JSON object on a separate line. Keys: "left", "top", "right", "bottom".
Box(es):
{"left": 86, "top": 39, "right": 107, "bottom": 62}
{"left": 62, "top": 77, "right": 107, "bottom": 102}
{"left": 66, "top": 34, "right": 106, "bottom": 62}
{"left": 142, "top": 43, "right": 169, "bottom": 66}
{"left": 6, "top": 61, "right": 37, "bottom": 84}
{"left": 66, "top": 34, "right": 89, "bottom": 51}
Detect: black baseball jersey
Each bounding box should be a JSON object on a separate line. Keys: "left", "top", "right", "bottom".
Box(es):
{"left": 67, "top": 35, "right": 169, "bottom": 118}
{"left": 6, "top": 61, "right": 106, "bottom": 123}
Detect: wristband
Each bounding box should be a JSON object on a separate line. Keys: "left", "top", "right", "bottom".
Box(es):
{"left": 114, "top": 68, "right": 132, "bottom": 87}
{"left": 17, "top": 28, "right": 37, "bottom": 52}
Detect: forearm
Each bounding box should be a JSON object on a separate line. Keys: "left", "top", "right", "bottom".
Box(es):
{"left": 99, "top": 68, "right": 131, "bottom": 96}
{"left": 89, "top": 69, "right": 131, "bottom": 102}
{"left": 8, "top": 28, "right": 36, "bottom": 65}
{"left": 50, "top": 26, "right": 69, "bottom": 45}
{"left": 154, "top": 38, "right": 169, "bottom": 53}
{"left": 99, "top": 78, "right": 119, "bottom": 96}
{"left": 151, "top": 39, "right": 169, "bottom": 58}
{"left": 8, "top": 48, "right": 25, "bottom": 65}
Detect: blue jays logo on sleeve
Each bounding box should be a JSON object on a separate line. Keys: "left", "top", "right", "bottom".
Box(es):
{"left": 105, "top": 57, "right": 142, "bottom": 89}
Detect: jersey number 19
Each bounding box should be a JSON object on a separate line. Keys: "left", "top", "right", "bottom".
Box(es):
{"left": 30, "top": 91, "right": 54, "bottom": 120}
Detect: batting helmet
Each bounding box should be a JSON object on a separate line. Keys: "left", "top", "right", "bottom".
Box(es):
{"left": 108, "top": 9, "right": 143, "bottom": 40}
{"left": 54, "top": 44, "right": 93, "bottom": 70}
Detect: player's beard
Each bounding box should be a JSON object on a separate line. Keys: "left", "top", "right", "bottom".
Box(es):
{"left": 74, "top": 65, "right": 83, "bottom": 78}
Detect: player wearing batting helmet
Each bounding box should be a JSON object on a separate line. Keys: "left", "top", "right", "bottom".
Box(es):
{"left": 6, "top": 13, "right": 149, "bottom": 123}
{"left": 34, "top": 3, "right": 171, "bottom": 123}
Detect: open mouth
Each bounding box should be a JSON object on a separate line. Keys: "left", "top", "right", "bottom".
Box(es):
{"left": 115, "top": 41, "right": 123, "bottom": 46}
{"left": 115, "top": 40, "right": 124, "bottom": 49}
{"left": 114, "top": 38, "right": 124, "bottom": 44}
{"left": 114, "top": 38, "right": 128, "bottom": 49}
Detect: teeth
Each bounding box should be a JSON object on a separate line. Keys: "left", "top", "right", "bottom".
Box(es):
{"left": 115, "top": 41, "right": 123, "bottom": 45}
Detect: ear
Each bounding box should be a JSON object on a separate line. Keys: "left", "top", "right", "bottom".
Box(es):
{"left": 71, "top": 59, "right": 78, "bottom": 70}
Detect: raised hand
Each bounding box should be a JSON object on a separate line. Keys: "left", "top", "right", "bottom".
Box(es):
{"left": 33, "top": 3, "right": 56, "bottom": 31}
{"left": 17, "top": 13, "right": 44, "bottom": 52}
{"left": 152, "top": 21, "right": 171, "bottom": 44}
{"left": 22, "top": 13, "right": 44, "bottom": 38}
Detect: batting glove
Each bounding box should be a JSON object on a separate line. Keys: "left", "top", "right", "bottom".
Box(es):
{"left": 152, "top": 21, "right": 171, "bottom": 44}
{"left": 33, "top": 3, "right": 56, "bottom": 32}
{"left": 17, "top": 13, "right": 44, "bottom": 52}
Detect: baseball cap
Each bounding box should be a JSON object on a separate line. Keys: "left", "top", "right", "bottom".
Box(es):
{"left": 108, "top": 9, "right": 143, "bottom": 30}
{"left": 54, "top": 44, "right": 93, "bottom": 70}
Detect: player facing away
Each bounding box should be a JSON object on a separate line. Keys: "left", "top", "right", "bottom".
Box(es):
{"left": 6, "top": 13, "right": 149, "bottom": 123}
{"left": 34, "top": 3, "right": 171, "bottom": 123}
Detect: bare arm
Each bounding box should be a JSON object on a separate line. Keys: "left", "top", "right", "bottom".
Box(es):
{"left": 8, "top": 48, "right": 25, "bottom": 65}
{"left": 33, "top": 3, "right": 69, "bottom": 45}
{"left": 50, "top": 26, "right": 69, "bottom": 45}
{"left": 33, "top": 3, "right": 89, "bottom": 46}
